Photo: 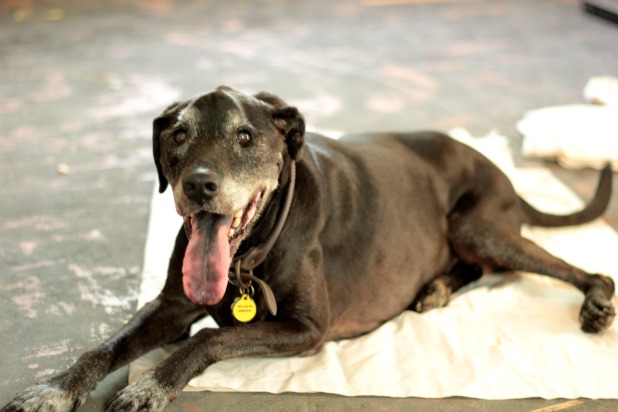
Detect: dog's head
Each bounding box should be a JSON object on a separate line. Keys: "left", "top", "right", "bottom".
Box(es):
{"left": 152, "top": 86, "right": 305, "bottom": 305}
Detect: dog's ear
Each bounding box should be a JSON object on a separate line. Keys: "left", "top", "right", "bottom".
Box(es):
{"left": 152, "top": 116, "right": 169, "bottom": 193}
{"left": 152, "top": 102, "right": 185, "bottom": 193}
{"left": 255, "top": 92, "right": 305, "bottom": 161}
{"left": 274, "top": 106, "right": 305, "bottom": 161}
{"left": 254, "top": 91, "right": 288, "bottom": 108}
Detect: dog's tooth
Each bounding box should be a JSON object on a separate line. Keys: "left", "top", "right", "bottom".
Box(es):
{"left": 228, "top": 228, "right": 236, "bottom": 238}
{"left": 234, "top": 209, "right": 243, "bottom": 219}
{"left": 232, "top": 217, "right": 241, "bottom": 228}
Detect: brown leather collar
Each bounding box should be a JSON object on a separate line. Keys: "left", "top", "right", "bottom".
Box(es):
{"left": 236, "top": 160, "right": 296, "bottom": 271}
{"left": 228, "top": 160, "right": 296, "bottom": 316}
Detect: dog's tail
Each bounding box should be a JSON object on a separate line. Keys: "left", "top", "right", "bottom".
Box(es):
{"left": 519, "top": 164, "right": 612, "bottom": 227}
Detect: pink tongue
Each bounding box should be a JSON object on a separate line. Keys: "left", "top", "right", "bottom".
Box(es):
{"left": 182, "top": 215, "right": 232, "bottom": 305}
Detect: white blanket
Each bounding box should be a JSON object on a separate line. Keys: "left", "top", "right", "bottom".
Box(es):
{"left": 129, "top": 131, "right": 618, "bottom": 400}
{"left": 518, "top": 104, "right": 618, "bottom": 170}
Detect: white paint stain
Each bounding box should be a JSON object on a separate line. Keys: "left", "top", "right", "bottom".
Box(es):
{"left": 4, "top": 215, "right": 67, "bottom": 231}
{"left": 19, "top": 241, "right": 40, "bottom": 255}
{"left": 5, "top": 273, "right": 79, "bottom": 318}
{"left": 45, "top": 301, "right": 76, "bottom": 316}
{"left": 6, "top": 276, "right": 44, "bottom": 318}
{"left": 25, "top": 339, "right": 71, "bottom": 360}
{"left": 90, "top": 322, "right": 114, "bottom": 341}
{"left": 12, "top": 292, "right": 46, "bottom": 318}
{"left": 0, "top": 276, "right": 41, "bottom": 292}
{"left": 52, "top": 229, "right": 105, "bottom": 242}
{"left": 34, "top": 369, "right": 57, "bottom": 379}
{"left": 68, "top": 264, "right": 138, "bottom": 315}
{"left": 13, "top": 259, "right": 64, "bottom": 272}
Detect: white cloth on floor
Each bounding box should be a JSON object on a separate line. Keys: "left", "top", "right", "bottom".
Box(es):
{"left": 130, "top": 130, "right": 618, "bottom": 400}
{"left": 518, "top": 104, "right": 618, "bottom": 170}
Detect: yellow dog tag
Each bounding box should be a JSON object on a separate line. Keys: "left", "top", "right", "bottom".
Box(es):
{"left": 232, "top": 294, "right": 257, "bottom": 323}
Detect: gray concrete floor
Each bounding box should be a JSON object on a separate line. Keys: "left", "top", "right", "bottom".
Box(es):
{"left": 1, "top": 0, "right": 618, "bottom": 411}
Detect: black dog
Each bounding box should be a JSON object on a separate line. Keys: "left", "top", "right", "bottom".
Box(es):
{"left": 3, "top": 86, "right": 616, "bottom": 412}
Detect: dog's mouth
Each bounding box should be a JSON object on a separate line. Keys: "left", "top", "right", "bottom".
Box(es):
{"left": 181, "top": 192, "right": 263, "bottom": 306}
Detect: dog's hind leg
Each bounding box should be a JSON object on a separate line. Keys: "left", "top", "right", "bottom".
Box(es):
{"left": 448, "top": 216, "right": 616, "bottom": 333}
{"left": 412, "top": 261, "right": 483, "bottom": 313}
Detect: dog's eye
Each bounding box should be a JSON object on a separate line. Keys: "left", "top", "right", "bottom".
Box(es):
{"left": 237, "top": 130, "right": 252, "bottom": 146}
{"left": 174, "top": 131, "right": 187, "bottom": 146}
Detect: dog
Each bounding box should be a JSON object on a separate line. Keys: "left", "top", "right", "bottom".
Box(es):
{"left": 3, "top": 86, "right": 616, "bottom": 412}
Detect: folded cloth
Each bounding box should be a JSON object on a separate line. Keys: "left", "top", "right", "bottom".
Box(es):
{"left": 130, "top": 131, "right": 618, "bottom": 400}
{"left": 584, "top": 76, "right": 618, "bottom": 106}
{"left": 518, "top": 104, "right": 618, "bottom": 170}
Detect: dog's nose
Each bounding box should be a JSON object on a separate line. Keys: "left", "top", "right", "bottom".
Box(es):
{"left": 182, "top": 169, "right": 221, "bottom": 202}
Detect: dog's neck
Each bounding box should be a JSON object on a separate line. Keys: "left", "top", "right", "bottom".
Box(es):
{"left": 226, "top": 159, "right": 296, "bottom": 317}
{"left": 234, "top": 159, "right": 296, "bottom": 271}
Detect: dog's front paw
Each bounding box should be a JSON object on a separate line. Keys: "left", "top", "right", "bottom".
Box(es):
{"left": 105, "top": 372, "right": 175, "bottom": 412}
{"left": 1, "top": 383, "right": 81, "bottom": 412}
